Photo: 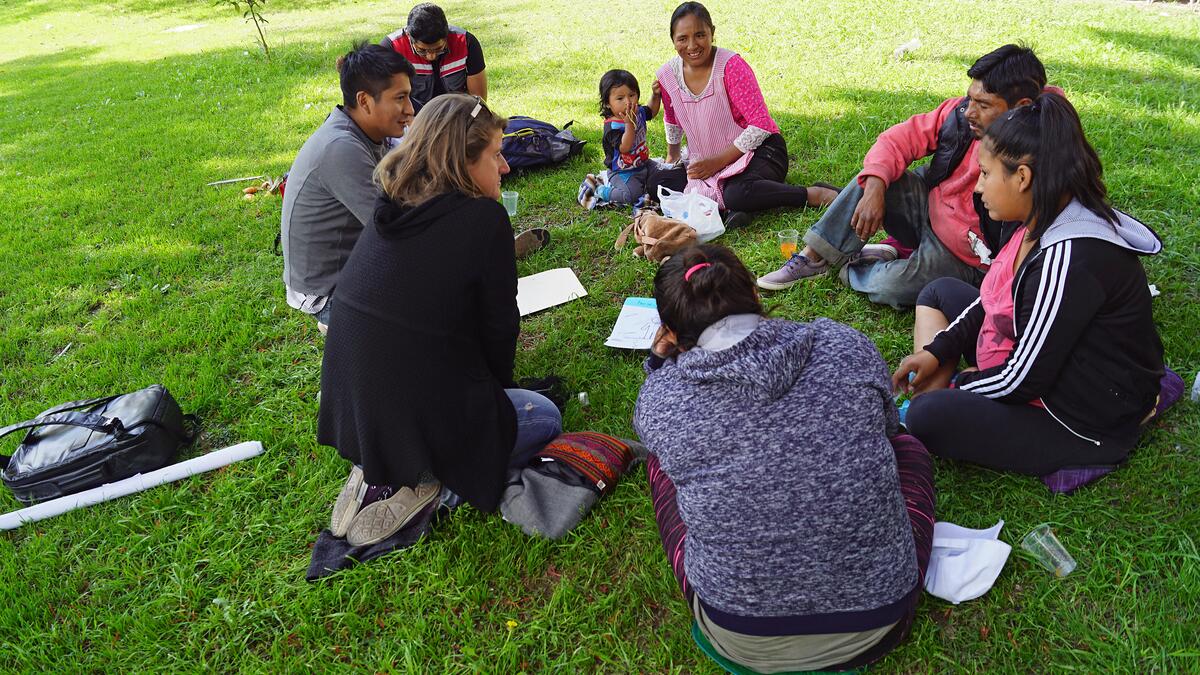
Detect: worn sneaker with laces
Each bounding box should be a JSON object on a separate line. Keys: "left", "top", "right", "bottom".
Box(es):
{"left": 346, "top": 481, "right": 442, "bottom": 546}
{"left": 853, "top": 243, "right": 899, "bottom": 265}
{"left": 329, "top": 465, "right": 365, "bottom": 538}
{"left": 756, "top": 253, "right": 829, "bottom": 290}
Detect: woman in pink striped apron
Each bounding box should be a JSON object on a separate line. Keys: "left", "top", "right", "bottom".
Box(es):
{"left": 649, "top": 2, "right": 837, "bottom": 228}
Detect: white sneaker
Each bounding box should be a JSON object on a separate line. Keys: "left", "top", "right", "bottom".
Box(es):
{"left": 329, "top": 465, "right": 364, "bottom": 538}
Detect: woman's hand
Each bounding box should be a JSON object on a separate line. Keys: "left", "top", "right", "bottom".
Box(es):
{"left": 688, "top": 145, "right": 743, "bottom": 180}
{"left": 892, "top": 350, "right": 954, "bottom": 396}
{"left": 687, "top": 156, "right": 725, "bottom": 180}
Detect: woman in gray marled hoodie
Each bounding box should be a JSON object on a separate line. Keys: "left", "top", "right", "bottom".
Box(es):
{"left": 634, "top": 244, "right": 934, "bottom": 672}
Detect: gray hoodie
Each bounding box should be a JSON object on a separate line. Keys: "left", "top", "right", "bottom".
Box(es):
{"left": 633, "top": 318, "right": 918, "bottom": 628}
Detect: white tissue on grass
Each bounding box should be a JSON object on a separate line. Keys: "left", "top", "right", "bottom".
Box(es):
{"left": 924, "top": 520, "right": 1011, "bottom": 604}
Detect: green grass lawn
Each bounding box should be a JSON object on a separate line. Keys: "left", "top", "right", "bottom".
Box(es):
{"left": 1, "top": 0, "right": 1198, "bottom": 670}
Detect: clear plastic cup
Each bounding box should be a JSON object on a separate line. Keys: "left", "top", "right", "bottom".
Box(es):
{"left": 777, "top": 229, "right": 799, "bottom": 259}
{"left": 1021, "top": 523, "right": 1077, "bottom": 577}
{"left": 501, "top": 191, "right": 519, "bottom": 217}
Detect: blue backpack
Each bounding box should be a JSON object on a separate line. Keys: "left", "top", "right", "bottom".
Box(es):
{"left": 501, "top": 116, "right": 586, "bottom": 172}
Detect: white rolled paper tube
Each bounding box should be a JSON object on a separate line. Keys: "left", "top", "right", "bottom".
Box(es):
{"left": 0, "top": 441, "right": 264, "bottom": 530}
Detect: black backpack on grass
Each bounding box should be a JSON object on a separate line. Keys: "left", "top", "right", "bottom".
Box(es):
{"left": 501, "top": 116, "right": 586, "bottom": 172}
{"left": 0, "top": 385, "right": 196, "bottom": 505}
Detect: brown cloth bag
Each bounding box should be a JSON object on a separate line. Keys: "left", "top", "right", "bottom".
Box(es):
{"left": 614, "top": 212, "right": 698, "bottom": 263}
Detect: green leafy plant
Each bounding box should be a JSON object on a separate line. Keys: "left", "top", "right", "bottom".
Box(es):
{"left": 217, "top": 0, "right": 271, "bottom": 60}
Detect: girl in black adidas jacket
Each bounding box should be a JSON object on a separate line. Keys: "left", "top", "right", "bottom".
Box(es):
{"left": 893, "top": 93, "right": 1165, "bottom": 475}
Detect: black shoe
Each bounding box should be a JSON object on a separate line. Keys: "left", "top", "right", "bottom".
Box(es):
{"left": 722, "top": 210, "right": 753, "bottom": 230}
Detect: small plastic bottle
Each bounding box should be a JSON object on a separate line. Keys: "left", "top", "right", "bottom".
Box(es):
{"left": 577, "top": 392, "right": 590, "bottom": 407}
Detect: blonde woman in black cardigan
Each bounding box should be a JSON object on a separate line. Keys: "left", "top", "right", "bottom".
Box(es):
{"left": 318, "top": 94, "right": 561, "bottom": 547}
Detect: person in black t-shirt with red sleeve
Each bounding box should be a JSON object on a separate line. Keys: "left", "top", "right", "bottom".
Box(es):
{"left": 381, "top": 3, "right": 487, "bottom": 111}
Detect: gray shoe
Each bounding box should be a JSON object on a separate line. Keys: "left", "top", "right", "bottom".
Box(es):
{"left": 329, "top": 465, "right": 364, "bottom": 538}
{"left": 839, "top": 243, "right": 900, "bottom": 286}
{"left": 756, "top": 254, "right": 829, "bottom": 290}
{"left": 852, "top": 243, "right": 899, "bottom": 265}
{"left": 514, "top": 228, "right": 550, "bottom": 259}
{"left": 345, "top": 481, "right": 442, "bottom": 546}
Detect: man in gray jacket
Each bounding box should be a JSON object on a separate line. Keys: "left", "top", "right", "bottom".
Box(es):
{"left": 280, "top": 43, "right": 415, "bottom": 333}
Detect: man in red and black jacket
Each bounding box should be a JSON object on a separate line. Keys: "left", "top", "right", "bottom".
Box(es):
{"left": 381, "top": 3, "right": 487, "bottom": 112}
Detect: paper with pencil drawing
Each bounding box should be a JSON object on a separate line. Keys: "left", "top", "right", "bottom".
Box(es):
{"left": 605, "top": 297, "right": 661, "bottom": 349}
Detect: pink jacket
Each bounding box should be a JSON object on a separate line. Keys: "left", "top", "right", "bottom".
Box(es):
{"left": 858, "top": 88, "right": 1063, "bottom": 269}
{"left": 857, "top": 97, "right": 983, "bottom": 268}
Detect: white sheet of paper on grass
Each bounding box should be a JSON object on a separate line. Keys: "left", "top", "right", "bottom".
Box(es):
{"left": 517, "top": 268, "right": 587, "bottom": 316}
{"left": 605, "top": 297, "right": 662, "bottom": 350}
{"left": 0, "top": 441, "right": 265, "bottom": 530}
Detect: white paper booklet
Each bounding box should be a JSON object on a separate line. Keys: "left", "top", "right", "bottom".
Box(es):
{"left": 605, "top": 297, "right": 661, "bottom": 349}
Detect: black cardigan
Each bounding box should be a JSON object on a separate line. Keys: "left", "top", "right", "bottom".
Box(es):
{"left": 317, "top": 191, "right": 519, "bottom": 512}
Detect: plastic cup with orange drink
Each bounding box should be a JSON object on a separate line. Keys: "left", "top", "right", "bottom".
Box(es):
{"left": 777, "top": 229, "right": 799, "bottom": 259}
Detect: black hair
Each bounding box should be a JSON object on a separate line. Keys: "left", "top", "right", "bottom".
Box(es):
{"left": 670, "top": 1, "right": 714, "bottom": 38}
{"left": 983, "top": 92, "right": 1116, "bottom": 241}
{"left": 338, "top": 42, "right": 416, "bottom": 108}
{"left": 653, "top": 244, "right": 763, "bottom": 351}
{"left": 598, "top": 70, "right": 640, "bottom": 117}
{"left": 406, "top": 3, "right": 449, "bottom": 44}
{"left": 967, "top": 44, "right": 1047, "bottom": 106}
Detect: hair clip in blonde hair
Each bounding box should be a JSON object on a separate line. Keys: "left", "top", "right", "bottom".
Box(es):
{"left": 470, "top": 95, "right": 483, "bottom": 119}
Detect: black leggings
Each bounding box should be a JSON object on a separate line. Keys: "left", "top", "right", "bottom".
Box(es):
{"left": 645, "top": 133, "right": 809, "bottom": 212}
{"left": 910, "top": 276, "right": 1138, "bottom": 473}
{"left": 916, "top": 277, "right": 981, "bottom": 367}
{"left": 905, "top": 389, "right": 1137, "bottom": 475}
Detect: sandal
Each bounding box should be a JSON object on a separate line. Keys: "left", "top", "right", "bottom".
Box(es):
{"left": 514, "top": 228, "right": 551, "bottom": 259}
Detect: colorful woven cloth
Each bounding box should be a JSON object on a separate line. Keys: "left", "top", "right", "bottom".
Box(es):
{"left": 537, "top": 432, "right": 636, "bottom": 496}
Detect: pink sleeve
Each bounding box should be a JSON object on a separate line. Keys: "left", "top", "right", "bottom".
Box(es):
{"left": 858, "top": 97, "right": 958, "bottom": 188}
{"left": 660, "top": 85, "right": 677, "bottom": 126}
{"left": 723, "top": 55, "right": 779, "bottom": 134}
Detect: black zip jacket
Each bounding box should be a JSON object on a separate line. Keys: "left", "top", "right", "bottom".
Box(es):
{"left": 925, "top": 200, "right": 1164, "bottom": 446}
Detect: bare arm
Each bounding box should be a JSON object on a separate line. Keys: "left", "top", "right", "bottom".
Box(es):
{"left": 467, "top": 70, "right": 488, "bottom": 101}
{"left": 687, "top": 144, "right": 744, "bottom": 180}
{"left": 647, "top": 80, "right": 662, "bottom": 119}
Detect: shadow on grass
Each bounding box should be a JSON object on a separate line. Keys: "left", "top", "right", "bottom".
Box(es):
{"left": 1088, "top": 26, "right": 1200, "bottom": 69}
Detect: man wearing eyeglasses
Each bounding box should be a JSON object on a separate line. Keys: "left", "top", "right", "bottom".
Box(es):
{"left": 382, "top": 3, "right": 487, "bottom": 111}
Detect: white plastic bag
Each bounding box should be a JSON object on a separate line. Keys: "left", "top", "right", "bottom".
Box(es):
{"left": 657, "top": 185, "right": 725, "bottom": 243}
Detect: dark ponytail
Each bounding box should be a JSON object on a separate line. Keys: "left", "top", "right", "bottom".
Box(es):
{"left": 653, "top": 244, "right": 763, "bottom": 350}
{"left": 982, "top": 92, "right": 1116, "bottom": 241}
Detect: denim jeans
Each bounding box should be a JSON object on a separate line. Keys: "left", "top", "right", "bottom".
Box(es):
{"left": 605, "top": 167, "right": 649, "bottom": 205}
{"left": 315, "top": 296, "right": 333, "bottom": 325}
{"left": 803, "top": 169, "right": 984, "bottom": 309}
{"left": 505, "top": 388, "right": 563, "bottom": 467}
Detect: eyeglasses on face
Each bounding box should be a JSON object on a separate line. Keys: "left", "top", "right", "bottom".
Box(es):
{"left": 409, "top": 37, "right": 448, "bottom": 58}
